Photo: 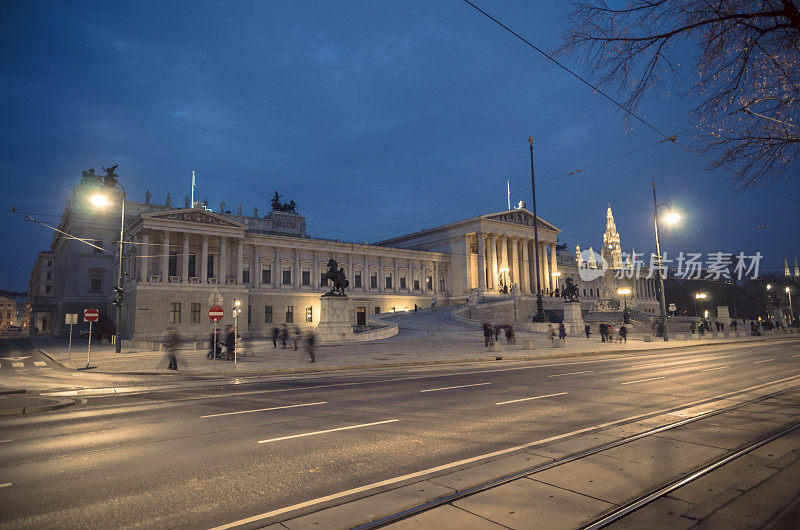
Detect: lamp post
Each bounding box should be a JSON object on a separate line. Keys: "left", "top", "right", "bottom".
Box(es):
{"left": 651, "top": 182, "right": 680, "bottom": 341}
{"left": 529, "top": 137, "right": 547, "bottom": 321}
{"left": 787, "top": 286, "right": 794, "bottom": 325}
{"left": 695, "top": 292, "right": 708, "bottom": 319}
{"left": 90, "top": 183, "right": 126, "bottom": 353}
{"left": 233, "top": 298, "right": 241, "bottom": 364}
{"left": 766, "top": 283, "right": 773, "bottom": 320}
{"left": 617, "top": 287, "right": 631, "bottom": 324}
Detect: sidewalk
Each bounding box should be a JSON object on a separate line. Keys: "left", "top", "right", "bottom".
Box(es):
{"left": 28, "top": 328, "right": 799, "bottom": 376}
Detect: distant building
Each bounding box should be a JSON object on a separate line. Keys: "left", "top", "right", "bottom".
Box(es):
{"left": 0, "top": 295, "right": 15, "bottom": 329}
{"left": 28, "top": 250, "right": 55, "bottom": 333}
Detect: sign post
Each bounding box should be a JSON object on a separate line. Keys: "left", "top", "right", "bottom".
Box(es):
{"left": 65, "top": 313, "right": 78, "bottom": 359}
{"left": 208, "top": 305, "right": 224, "bottom": 369}
{"left": 233, "top": 298, "right": 241, "bottom": 364}
{"left": 83, "top": 308, "right": 99, "bottom": 368}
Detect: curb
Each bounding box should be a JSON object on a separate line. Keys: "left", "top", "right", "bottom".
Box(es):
{"left": 0, "top": 397, "right": 77, "bottom": 417}
{"left": 77, "top": 335, "right": 797, "bottom": 378}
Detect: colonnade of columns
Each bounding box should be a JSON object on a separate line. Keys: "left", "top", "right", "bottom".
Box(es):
{"left": 470, "top": 232, "right": 559, "bottom": 295}
{"left": 134, "top": 230, "right": 446, "bottom": 294}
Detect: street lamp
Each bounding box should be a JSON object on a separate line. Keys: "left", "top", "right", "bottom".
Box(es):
{"left": 652, "top": 182, "right": 680, "bottom": 341}
{"left": 617, "top": 287, "right": 631, "bottom": 324}
{"left": 694, "top": 292, "right": 708, "bottom": 319}
{"left": 90, "top": 184, "right": 126, "bottom": 354}
{"left": 529, "top": 137, "right": 547, "bottom": 321}
{"left": 766, "top": 284, "right": 774, "bottom": 319}
{"left": 233, "top": 298, "right": 242, "bottom": 364}
{"left": 787, "top": 286, "right": 794, "bottom": 325}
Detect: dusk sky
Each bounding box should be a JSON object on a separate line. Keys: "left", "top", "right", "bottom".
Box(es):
{"left": 2, "top": 0, "right": 799, "bottom": 291}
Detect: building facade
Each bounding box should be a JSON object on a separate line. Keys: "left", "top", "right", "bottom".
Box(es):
{"left": 0, "top": 296, "right": 15, "bottom": 329}
{"left": 28, "top": 250, "right": 55, "bottom": 333}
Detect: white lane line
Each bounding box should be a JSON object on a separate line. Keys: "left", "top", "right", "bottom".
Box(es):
{"left": 33, "top": 361, "right": 47, "bottom": 367}
{"left": 419, "top": 382, "right": 491, "bottom": 393}
{"left": 11, "top": 363, "right": 23, "bottom": 368}
{"left": 700, "top": 366, "right": 730, "bottom": 373}
{"left": 548, "top": 370, "right": 593, "bottom": 378}
{"left": 0, "top": 483, "right": 11, "bottom": 488}
{"left": 791, "top": 354, "right": 800, "bottom": 357}
{"left": 753, "top": 359, "right": 775, "bottom": 364}
{"left": 621, "top": 376, "right": 667, "bottom": 385}
{"left": 0, "top": 440, "right": 12, "bottom": 444}
{"left": 496, "top": 392, "right": 568, "bottom": 405}
{"left": 258, "top": 419, "right": 398, "bottom": 444}
{"left": 201, "top": 401, "right": 327, "bottom": 419}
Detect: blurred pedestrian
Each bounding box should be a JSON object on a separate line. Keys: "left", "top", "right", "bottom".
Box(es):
{"left": 619, "top": 325, "right": 628, "bottom": 343}
{"left": 164, "top": 327, "right": 180, "bottom": 370}
{"left": 494, "top": 324, "right": 501, "bottom": 342}
{"left": 305, "top": 330, "right": 316, "bottom": 363}
{"left": 584, "top": 324, "right": 591, "bottom": 339}
{"left": 225, "top": 324, "right": 235, "bottom": 357}
{"left": 558, "top": 323, "right": 566, "bottom": 342}
{"left": 271, "top": 326, "right": 279, "bottom": 348}
{"left": 547, "top": 324, "right": 555, "bottom": 344}
{"left": 483, "top": 322, "right": 493, "bottom": 347}
{"left": 280, "top": 324, "right": 289, "bottom": 349}
{"left": 504, "top": 324, "right": 515, "bottom": 344}
{"left": 292, "top": 325, "right": 300, "bottom": 351}
{"left": 599, "top": 322, "right": 606, "bottom": 342}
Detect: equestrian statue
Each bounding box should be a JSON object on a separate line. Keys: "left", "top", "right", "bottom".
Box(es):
{"left": 321, "top": 258, "right": 349, "bottom": 296}
{"left": 561, "top": 277, "right": 580, "bottom": 303}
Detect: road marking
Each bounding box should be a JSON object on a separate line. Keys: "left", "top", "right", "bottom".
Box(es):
{"left": 258, "top": 419, "right": 398, "bottom": 444}
{"left": 496, "top": 392, "right": 568, "bottom": 405}
{"left": 420, "top": 382, "right": 491, "bottom": 393}
{"left": 0, "top": 440, "right": 12, "bottom": 444}
{"left": 700, "top": 366, "right": 730, "bottom": 373}
{"left": 753, "top": 359, "right": 775, "bottom": 364}
{"left": 621, "top": 376, "right": 667, "bottom": 385}
{"left": 11, "top": 363, "right": 23, "bottom": 368}
{"left": 33, "top": 361, "right": 47, "bottom": 367}
{"left": 213, "top": 374, "right": 800, "bottom": 530}
{"left": 548, "top": 371, "right": 593, "bottom": 378}
{"left": 201, "top": 402, "right": 327, "bottom": 419}
{"left": 791, "top": 354, "right": 800, "bottom": 358}
{"left": 0, "top": 483, "right": 11, "bottom": 488}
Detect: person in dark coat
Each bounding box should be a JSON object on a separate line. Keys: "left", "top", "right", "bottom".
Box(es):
{"left": 280, "top": 324, "right": 289, "bottom": 349}
{"left": 504, "top": 324, "right": 515, "bottom": 344}
{"left": 271, "top": 326, "right": 279, "bottom": 348}
{"left": 483, "top": 322, "right": 493, "bottom": 347}
{"left": 207, "top": 329, "right": 221, "bottom": 359}
{"left": 619, "top": 325, "right": 628, "bottom": 343}
{"left": 584, "top": 324, "right": 591, "bottom": 339}
{"left": 599, "top": 323, "right": 607, "bottom": 342}
{"left": 305, "top": 330, "right": 316, "bottom": 363}
{"left": 494, "top": 325, "right": 501, "bottom": 342}
{"left": 292, "top": 326, "right": 300, "bottom": 351}
{"left": 165, "top": 327, "right": 180, "bottom": 370}
{"left": 225, "top": 325, "right": 235, "bottom": 357}
{"left": 558, "top": 323, "right": 566, "bottom": 341}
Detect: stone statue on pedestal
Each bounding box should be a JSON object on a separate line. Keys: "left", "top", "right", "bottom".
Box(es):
{"left": 184, "top": 196, "right": 190, "bottom": 208}
{"left": 321, "top": 258, "right": 349, "bottom": 296}
{"left": 220, "top": 201, "right": 226, "bottom": 213}
{"left": 102, "top": 165, "right": 119, "bottom": 187}
{"left": 253, "top": 205, "right": 258, "bottom": 217}
{"left": 166, "top": 193, "right": 171, "bottom": 206}
{"left": 561, "top": 277, "right": 580, "bottom": 303}
{"left": 237, "top": 204, "right": 242, "bottom": 215}
{"left": 81, "top": 168, "right": 102, "bottom": 185}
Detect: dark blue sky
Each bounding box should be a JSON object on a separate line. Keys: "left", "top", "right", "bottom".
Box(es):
{"left": 2, "top": 1, "right": 798, "bottom": 290}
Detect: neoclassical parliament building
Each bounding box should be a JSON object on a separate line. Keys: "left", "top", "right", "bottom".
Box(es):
{"left": 28, "top": 174, "right": 660, "bottom": 340}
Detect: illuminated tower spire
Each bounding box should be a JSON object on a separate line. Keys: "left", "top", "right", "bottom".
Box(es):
{"left": 786, "top": 257, "right": 791, "bottom": 277}
{"left": 795, "top": 256, "right": 799, "bottom": 277}
{"left": 602, "top": 204, "right": 622, "bottom": 269}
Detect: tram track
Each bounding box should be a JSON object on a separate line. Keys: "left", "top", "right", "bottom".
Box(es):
{"left": 353, "top": 384, "right": 800, "bottom": 530}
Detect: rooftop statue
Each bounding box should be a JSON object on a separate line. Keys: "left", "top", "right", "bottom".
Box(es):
{"left": 145, "top": 190, "right": 151, "bottom": 204}
{"left": 102, "top": 164, "right": 119, "bottom": 187}
{"left": 80, "top": 168, "right": 102, "bottom": 185}
{"left": 270, "top": 191, "right": 297, "bottom": 213}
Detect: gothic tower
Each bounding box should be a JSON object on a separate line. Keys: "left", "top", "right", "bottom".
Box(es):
{"left": 602, "top": 204, "right": 623, "bottom": 269}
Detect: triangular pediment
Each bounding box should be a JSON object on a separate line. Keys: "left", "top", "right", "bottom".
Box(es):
{"left": 141, "top": 208, "right": 247, "bottom": 229}
{"left": 482, "top": 208, "right": 559, "bottom": 232}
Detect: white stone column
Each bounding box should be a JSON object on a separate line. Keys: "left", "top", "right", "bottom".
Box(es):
{"left": 550, "top": 243, "right": 559, "bottom": 292}
{"left": 477, "top": 232, "right": 486, "bottom": 291}
{"left": 253, "top": 245, "right": 260, "bottom": 286}
{"left": 499, "top": 235, "right": 508, "bottom": 290}
{"left": 542, "top": 243, "right": 551, "bottom": 293}
{"left": 420, "top": 260, "right": 427, "bottom": 293}
{"left": 294, "top": 247, "right": 300, "bottom": 289}
{"left": 510, "top": 238, "right": 520, "bottom": 288}
{"left": 488, "top": 233, "right": 497, "bottom": 290}
{"left": 433, "top": 261, "right": 438, "bottom": 293}
{"left": 219, "top": 237, "right": 227, "bottom": 284}
{"left": 464, "top": 237, "right": 471, "bottom": 292}
{"left": 521, "top": 238, "right": 530, "bottom": 294}
{"left": 181, "top": 234, "right": 190, "bottom": 282}
{"left": 161, "top": 231, "right": 170, "bottom": 284}
{"left": 141, "top": 232, "right": 149, "bottom": 280}
{"left": 379, "top": 257, "right": 385, "bottom": 292}
{"left": 236, "top": 240, "right": 244, "bottom": 284}
{"left": 347, "top": 254, "right": 353, "bottom": 292}
{"left": 201, "top": 236, "right": 208, "bottom": 283}
{"left": 394, "top": 258, "right": 400, "bottom": 292}
{"left": 312, "top": 250, "right": 319, "bottom": 289}
{"left": 274, "top": 246, "right": 281, "bottom": 289}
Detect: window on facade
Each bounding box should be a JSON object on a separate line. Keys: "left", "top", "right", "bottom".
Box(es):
{"left": 207, "top": 254, "right": 215, "bottom": 278}
{"left": 89, "top": 272, "right": 102, "bottom": 293}
{"left": 46, "top": 271, "right": 52, "bottom": 280}
{"left": 589, "top": 288, "right": 594, "bottom": 297}
{"left": 583, "top": 289, "right": 587, "bottom": 297}
{"left": 93, "top": 240, "right": 103, "bottom": 253}
{"left": 414, "top": 279, "right": 420, "bottom": 290}
{"left": 45, "top": 285, "right": 51, "bottom": 295}
{"left": 262, "top": 267, "right": 271, "bottom": 284}
{"left": 170, "top": 302, "right": 181, "bottom": 323}
{"left": 354, "top": 273, "right": 362, "bottom": 288}
{"left": 243, "top": 270, "right": 250, "bottom": 284}
{"left": 306, "top": 306, "right": 313, "bottom": 322}
{"left": 370, "top": 274, "right": 378, "bottom": 288}
{"left": 188, "top": 254, "right": 196, "bottom": 277}
{"left": 302, "top": 270, "right": 310, "bottom": 286}
{"left": 168, "top": 253, "right": 178, "bottom": 277}
{"left": 374, "top": 306, "right": 381, "bottom": 315}
{"left": 47, "top": 260, "right": 52, "bottom": 266}
{"left": 426, "top": 276, "right": 433, "bottom": 290}
{"left": 400, "top": 276, "right": 407, "bottom": 290}
{"left": 285, "top": 305, "right": 294, "bottom": 323}
{"left": 265, "top": 305, "right": 273, "bottom": 323}
{"left": 385, "top": 276, "right": 392, "bottom": 289}
{"left": 439, "top": 277, "right": 445, "bottom": 291}
{"left": 191, "top": 303, "right": 201, "bottom": 323}
{"left": 282, "top": 269, "right": 292, "bottom": 285}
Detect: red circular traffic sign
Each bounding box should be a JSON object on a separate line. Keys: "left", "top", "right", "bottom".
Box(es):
{"left": 208, "top": 306, "right": 224, "bottom": 322}
{"left": 83, "top": 308, "right": 99, "bottom": 322}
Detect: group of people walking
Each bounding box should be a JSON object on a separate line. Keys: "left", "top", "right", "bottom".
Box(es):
{"left": 590, "top": 322, "right": 628, "bottom": 343}
{"left": 271, "top": 324, "right": 316, "bottom": 363}
{"left": 482, "top": 322, "right": 515, "bottom": 347}
{"left": 547, "top": 323, "right": 567, "bottom": 344}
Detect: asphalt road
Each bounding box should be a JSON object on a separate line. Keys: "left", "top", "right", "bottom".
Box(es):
{"left": 1, "top": 337, "right": 799, "bottom": 528}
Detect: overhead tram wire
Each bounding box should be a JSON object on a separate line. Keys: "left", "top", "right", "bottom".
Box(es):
{"left": 461, "top": 0, "right": 800, "bottom": 207}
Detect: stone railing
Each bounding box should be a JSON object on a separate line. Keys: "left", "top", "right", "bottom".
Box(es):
{"left": 168, "top": 275, "right": 182, "bottom": 283}
{"left": 207, "top": 277, "right": 220, "bottom": 284}
{"left": 147, "top": 274, "right": 162, "bottom": 283}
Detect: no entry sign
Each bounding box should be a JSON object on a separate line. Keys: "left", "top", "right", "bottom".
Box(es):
{"left": 208, "top": 306, "right": 224, "bottom": 322}
{"left": 83, "top": 308, "right": 99, "bottom": 322}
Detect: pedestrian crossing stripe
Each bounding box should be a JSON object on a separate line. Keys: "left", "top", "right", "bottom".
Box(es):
{"left": 11, "top": 363, "right": 23, "bottom": 368}
{"left": 33, "top": 361, "right": 46, "bottom": 367}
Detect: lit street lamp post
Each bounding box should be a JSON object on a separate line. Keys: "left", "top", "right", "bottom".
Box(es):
{"left": 90, "top": 184, "right": 126, "bottom": 353}
{"left": 695, "top": 292, "right": 708, "bottom": 319}
{"left": 651, "top": 182, "right": 680, "bottom": 341}
{"left": 787, "top": 286, "right": 794, "bottom": 325}
{"left": 617, "top": 287, "right": 631, "bottom": 324}
{"left": 529, "top": 137, "right": 547, "bottom": 321}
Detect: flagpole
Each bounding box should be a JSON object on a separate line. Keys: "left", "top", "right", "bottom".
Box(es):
{"left": 507, "top": 179, "right": 511, "bottom": 210}
{"left": 191, "top": 171, "right": 195, "bottom": 207}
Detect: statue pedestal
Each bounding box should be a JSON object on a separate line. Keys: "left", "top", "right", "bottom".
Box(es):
{"left": 562, "top": 301, "right": 584, "bottom": 333}
{"left": 316, "top": 295, "right": 355, "bottom": 343}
